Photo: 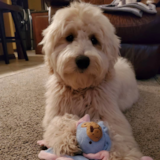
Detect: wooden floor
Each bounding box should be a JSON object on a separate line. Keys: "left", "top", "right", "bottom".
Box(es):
{"left": 0, "top": 50, "right": 44, "bottom": 78}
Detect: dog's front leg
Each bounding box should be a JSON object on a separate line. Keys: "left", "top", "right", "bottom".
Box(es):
{"left": 102, "top": 106, "right": 143, "bottom": 160}
{"left": 42, "top": 103, "right": 59, "bottom": 130}
{"left": 42, "top": 109, "right": 52, "bottom": 130}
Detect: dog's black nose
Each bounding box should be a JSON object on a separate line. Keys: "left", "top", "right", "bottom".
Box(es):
{"left": 75, "top": 55, "right": 90, "bottom": 70}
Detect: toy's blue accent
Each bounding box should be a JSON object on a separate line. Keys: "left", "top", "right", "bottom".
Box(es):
{"left": 44, "top": 149, "right": 89, "bottom": 160}
{"left": 44, "top": 121, "right": 111, "bottom": 160}
{"left": 45, "top": 148, "right": 54, "bottom": 154}
{"left": 76, "top": 121, "right": 111, "bottom": 154}
{"left": 98, "top": 121, "right": 111, "bottom": 151}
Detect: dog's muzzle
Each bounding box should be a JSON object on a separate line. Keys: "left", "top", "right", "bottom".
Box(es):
{"left": 75, "top": 55, "right": 90, "bottom": 70}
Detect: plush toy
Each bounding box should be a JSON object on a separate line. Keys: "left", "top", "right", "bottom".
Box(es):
{"left": 38, "top": 114, "right": 153, "bottom": 160}
{"left": 38, "top": 114, "right": 111, "bottom": 160}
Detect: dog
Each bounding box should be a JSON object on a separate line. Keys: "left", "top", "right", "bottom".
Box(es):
{"left": 38, "top": 1, "right": 151, "bottom": 160}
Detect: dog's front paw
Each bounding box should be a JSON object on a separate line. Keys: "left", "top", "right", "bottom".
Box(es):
{"left": 109, "top": 151, "right": 143, "bottom": 160}
{"left": 56, "top": 157, "right": 73, "bottom": 160}
{"left": 37, "top": 140, "right": 47, "bottom": 146}
{"left": 37, "top": 140, "right": 50, "bottom": 149}
{"left": 38, "top": 150, "right": 57, "bottom": 160}
{"left": 141, "top": 156, "right": 153, "bottom": 160}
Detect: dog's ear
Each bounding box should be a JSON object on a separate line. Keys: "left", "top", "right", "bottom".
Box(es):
{"left": 40, "top": 17, "right": 61, "bottom": 74}
{"left": 99, "top": 14, "right": 120, "bottom": 70}
{"left": 107, "top": 34, "right": 120, "bottom": 70}
{"left": 40, "top": 27, "right": 54, "bottom": 74}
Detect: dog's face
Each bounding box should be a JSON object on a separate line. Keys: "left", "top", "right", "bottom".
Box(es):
{"left": 41, "top": 2, "right": 120, "bottom": 90}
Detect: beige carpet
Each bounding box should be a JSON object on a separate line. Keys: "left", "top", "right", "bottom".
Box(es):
{"left": 0, "top": 66, "right": 160, "bottom": 160}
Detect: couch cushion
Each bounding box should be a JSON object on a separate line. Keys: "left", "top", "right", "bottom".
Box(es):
{"left": 82, "top": 0, "right": 113, "bottom": 4}
{"left": 120, "top": 44, "right": 160, "bottom": 79}
{"left": 83, "top": 0, "right": 160, "bottom": 5}
{"left": 104, "top": 8, "right": 160, "bottom": 44}
{"left": 82, "top": 1, "right": 160, "bottom": 44}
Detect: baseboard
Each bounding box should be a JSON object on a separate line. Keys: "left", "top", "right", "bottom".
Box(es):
{"left": 0, "top": 54, "right": 16, "bottom": 61}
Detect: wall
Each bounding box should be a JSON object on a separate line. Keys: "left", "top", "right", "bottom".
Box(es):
{"left": 28, "top": 0, "right": 43, "bottom": 11}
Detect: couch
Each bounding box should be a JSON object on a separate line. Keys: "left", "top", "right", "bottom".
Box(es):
{"left": 45, "top": 0, "right": 160, "bottom": 79}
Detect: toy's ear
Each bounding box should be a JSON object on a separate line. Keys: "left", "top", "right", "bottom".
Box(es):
{"left": 76, "top": 114, "right": 90, "bottom": 128}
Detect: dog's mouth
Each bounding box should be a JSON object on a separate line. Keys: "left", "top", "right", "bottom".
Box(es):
{"left": 79, "top": 70, "right": 84, "bottom": 73}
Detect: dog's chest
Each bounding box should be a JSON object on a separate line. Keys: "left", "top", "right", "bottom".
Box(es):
{"left": 59, "top": 87, "right": 107, "bottom": 119}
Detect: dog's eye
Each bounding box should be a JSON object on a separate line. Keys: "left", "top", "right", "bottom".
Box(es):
{"left": 90, "top": 36, "right": 98, "bottom": 45}
{"left": 66, "top": 35, "right": 74, "bottom": 42}
{"left": 89, "top": 141, "right": 92, "bottom": 144}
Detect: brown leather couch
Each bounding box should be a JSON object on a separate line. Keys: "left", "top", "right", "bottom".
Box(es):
{"left": 45, "top": 0, "right": 160, "bottom": 79}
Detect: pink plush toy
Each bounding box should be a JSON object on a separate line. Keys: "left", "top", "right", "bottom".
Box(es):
{"left": 37, "top": 115, "right": 153, "bottom": 160}
{"left": 141, "top": 157, "right": 153, "bottom": 160}
{"left": 38, "top": 115, "right": 110, "bottom": 160}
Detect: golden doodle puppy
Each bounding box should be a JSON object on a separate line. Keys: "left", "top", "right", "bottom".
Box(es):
{"left": 38, "top": 2, "right": 152, "bottom": 160}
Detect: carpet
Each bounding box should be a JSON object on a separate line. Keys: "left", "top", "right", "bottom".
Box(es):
{"left": 0, "top": 66, "right": 160, "bottom": 160}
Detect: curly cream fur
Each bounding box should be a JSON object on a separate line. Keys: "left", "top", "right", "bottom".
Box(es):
{"left": 43, "top": 114, "right": 81, "bottom": 156}
{"left": 41, "top": 2, "right": 143, "bottom": 160}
